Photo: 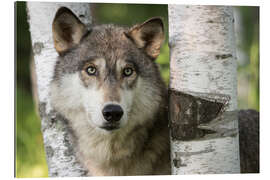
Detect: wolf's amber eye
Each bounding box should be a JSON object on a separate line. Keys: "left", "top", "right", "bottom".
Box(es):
{"left": 123, "top": 68, "right": 133, "bottom": 77}
{"left": 86, "top": 66, "right": 96, "bottom": 75}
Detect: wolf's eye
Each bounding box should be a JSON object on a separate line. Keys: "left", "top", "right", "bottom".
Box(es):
{"left": 86, "top": 66, "right": 96, "bottom": 75}
{"left": 123, "top": 67, "right": 133, "bottom": 77}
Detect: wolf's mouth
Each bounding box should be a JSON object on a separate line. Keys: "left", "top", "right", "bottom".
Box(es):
{"left": 100, "top": 123, "right": 120, "bottom": 131}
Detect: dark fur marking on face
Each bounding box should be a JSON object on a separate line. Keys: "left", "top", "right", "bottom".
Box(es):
{"left": 79, "top": 63, "right": 97, "bottom": 88}
{"left": 125, "top": 59, "right": 140, "bottom": 75}
{"left": 77, "top": 57, "right": 99, "bottom": 71}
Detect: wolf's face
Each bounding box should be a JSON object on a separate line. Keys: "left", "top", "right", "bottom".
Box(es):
{"left": 65, "top": 55, "right": 139, "bottom": 131}
{"left": 50, "top": 7, "right": 166, "bottom": 132}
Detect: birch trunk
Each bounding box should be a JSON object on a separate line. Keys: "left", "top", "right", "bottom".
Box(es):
{"left": 27, "top": 2, "right": 92, "bottom": 177}
{"left": 168, "top": 5, "right": 240, "bottom": 174}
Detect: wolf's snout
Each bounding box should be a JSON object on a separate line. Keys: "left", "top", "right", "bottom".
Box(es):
{"left": 102, "top": 104, "right": 123, "bottom": 122}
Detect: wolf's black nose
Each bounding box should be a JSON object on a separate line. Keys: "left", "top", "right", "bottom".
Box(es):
{"left": 102, "top": 104, "right": 123, "bottom": 122}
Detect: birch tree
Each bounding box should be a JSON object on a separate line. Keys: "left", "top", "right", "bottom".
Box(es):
{"left": 168, "top": 5, "right": 240, "bottom": 174}
{"left": 27, "top": 2, "right": 92, "bottom": 177}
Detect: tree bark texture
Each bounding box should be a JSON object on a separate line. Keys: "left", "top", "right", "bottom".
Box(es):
{"left": 238, "top": 109, "right": 259, "bottom": 173}
{"left": 168, "top": 5, "right": 240, "bottom": 174}
{"left": 27, "top": 2, "right": 92, "bottom": 177}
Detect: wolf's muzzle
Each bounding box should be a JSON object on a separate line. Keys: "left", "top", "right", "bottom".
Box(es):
{"left": 102, "top": 104, "right": 123, "bottom": 122}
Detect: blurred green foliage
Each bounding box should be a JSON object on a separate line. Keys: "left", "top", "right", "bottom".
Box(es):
{"left": 16, "top": 2, "right": 48, "bottom": 177}
{"left": 237, "top": 7, "right": 259, "bottom": 110}
{"left": 16, "top": 2, "right": 259, "bottom": 177}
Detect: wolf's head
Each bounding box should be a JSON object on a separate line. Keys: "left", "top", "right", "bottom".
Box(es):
{"left": 50, "top": 7, "right": 167, "bottom": 133}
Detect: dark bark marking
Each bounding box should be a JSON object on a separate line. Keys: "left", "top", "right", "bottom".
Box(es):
{"left": 172, "top": 148, "right": 214, "bottom": 169}
{"left": 45, "top": 145, "right": 54, "bottom": 158}
{"left": 79, "top": 14, "right": 85, "bottom": 18}
{"left": 38, "top": 102, "right": 47, "bottom": 118}
{"left": 169, "top": 90, "right": 232, "bottom": 141}
{"left": 173, "top": 152, "right": 187, "bottom": 168}
{"left": 173, "top": 158, "right": 186, "bottom": 168}
{"left": 175, "top": 148, "right": 215, "bottom": 157}
{"left": 33, "top": 42, "right": 44, "bottom": 55}
{"left": 197, "top": 111, "right": 239, "bottom": 140}
{"left": 215, "top": 54, "right": 232, "bottom": 59}
{"left": 51, "top": 172, "right": 58, "bottom": 176}
{"left": 38, "top": 102, "right": 58, "bottom": 131}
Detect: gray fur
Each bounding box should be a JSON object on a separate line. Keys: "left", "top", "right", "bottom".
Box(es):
{"left": 50, "top": 7, "right": 170, "bottom": 176}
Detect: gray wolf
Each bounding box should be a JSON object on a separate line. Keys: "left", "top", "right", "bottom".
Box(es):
{"left": 50, "top": 7, "right": 170, "bottom": 176}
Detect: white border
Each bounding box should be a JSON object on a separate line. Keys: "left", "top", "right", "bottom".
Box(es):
{"left": 13, "top": 0, "right": 264, "bottom": 6}
{"left": 1, "top": 0, "right": 15, "bottom": 179}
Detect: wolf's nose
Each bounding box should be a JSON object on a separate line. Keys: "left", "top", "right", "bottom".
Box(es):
{"left": 102, "top": 104, "right": 123, "bottom": 122}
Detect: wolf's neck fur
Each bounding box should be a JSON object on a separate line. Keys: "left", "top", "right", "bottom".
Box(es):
{"left": 68, "top": 103, "right": 170, "bottom": 176}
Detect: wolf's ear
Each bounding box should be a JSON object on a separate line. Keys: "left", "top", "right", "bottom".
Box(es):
{"left": 52, "top": 7, "right": 87, "bottom": 55}
{"left": 125, "top": 17, "right": 165, "bottom": 59}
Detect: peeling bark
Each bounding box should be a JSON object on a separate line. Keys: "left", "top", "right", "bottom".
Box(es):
{"left": 27, "top": 2, "right": 92, "bottom": 177}
{"left": 168, "top": 5, "right": 240, "bottom": 174}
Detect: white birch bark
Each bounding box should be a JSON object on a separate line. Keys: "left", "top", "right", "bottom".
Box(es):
{"left": 27, "top": 2, "right": 92, "bottom": 177}
{"left": 168, "top": 5, "right": 240, "bottom": 174}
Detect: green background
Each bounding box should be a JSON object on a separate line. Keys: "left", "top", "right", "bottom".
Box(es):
{"left": 16, "top": 2, "right": 259, "bottom": 177}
